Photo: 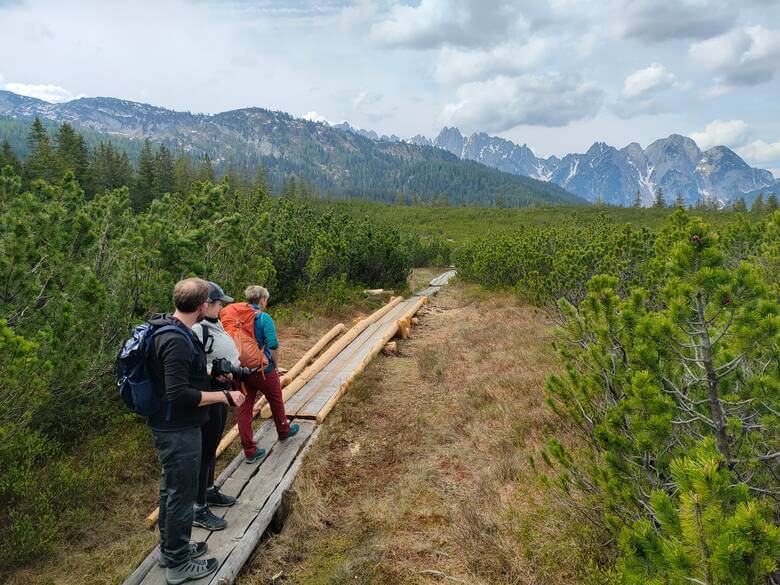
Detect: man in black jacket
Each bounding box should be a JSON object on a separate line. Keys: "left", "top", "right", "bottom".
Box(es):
{"left": 146, "top": 277, "right": 245, "bottom": 585}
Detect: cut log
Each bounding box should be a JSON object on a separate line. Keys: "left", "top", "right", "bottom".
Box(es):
{"left": 382, "top": 341, "right": 397, "bottom": 354}
{"left": 260, "top": 296, "right": 403, "bottom": 418}
{"left": 280, "top": 323, "right": 347, "bottom": 386}
{"left": 143, "top": 323, "right": 346, "bottom": 528}
{"left": 363, "top": 288, "right": 393, "bottom": 296}
{"left": 396, "top": 317, "right": 411, "bottom": 339}
{"left": 315, "top": 296, "right": 427, "bottom": 423}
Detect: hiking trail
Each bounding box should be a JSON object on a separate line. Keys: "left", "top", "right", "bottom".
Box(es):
{"left": 122, "top": 270, "right": 456, "bottom": 585}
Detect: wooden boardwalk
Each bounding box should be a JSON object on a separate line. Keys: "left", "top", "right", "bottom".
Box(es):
{"left": 123, "top": 271, "right": 455, "bottom": 585}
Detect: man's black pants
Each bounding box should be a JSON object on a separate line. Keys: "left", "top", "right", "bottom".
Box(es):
{"left": 197, "top": 403, "right": 227, "bottom": 506}
{"left": 152, "top": 426, "right": 201, "bottom": 568}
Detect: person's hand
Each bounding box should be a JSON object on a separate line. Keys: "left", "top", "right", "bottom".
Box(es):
{"left": 227, "top": 390, "right": 245, "bottom": 407}
{"left": 216, "top": 373, "right": 233, "bottom": 383}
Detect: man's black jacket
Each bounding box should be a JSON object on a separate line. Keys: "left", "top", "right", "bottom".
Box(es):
{"left": 146, "top": 313, "right": 211, "bottom": 430}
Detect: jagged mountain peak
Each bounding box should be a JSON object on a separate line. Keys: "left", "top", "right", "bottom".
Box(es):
{"left": 410, "top": 126, "right": 775, "bottom": 207}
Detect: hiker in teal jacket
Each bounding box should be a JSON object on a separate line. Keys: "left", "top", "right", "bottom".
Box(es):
{"left": 235, "top": 285, "right": 299, "bottom": 463}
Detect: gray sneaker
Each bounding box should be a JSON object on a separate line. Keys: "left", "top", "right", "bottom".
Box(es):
{"left": 158, "top": 541, "right": 208, "bottom": 568}
{"left": 192, "top": 505, "right": 227, "bottom": 531}
{"left": 166, "top": 557, "right": 218, "bottom": 585}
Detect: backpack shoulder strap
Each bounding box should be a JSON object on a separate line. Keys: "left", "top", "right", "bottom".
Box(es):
{"left": 201, "top": 324, "right": 212, "bottom": 354}
{"left": 151, "top": 324, "right": 196, "bottom": 356}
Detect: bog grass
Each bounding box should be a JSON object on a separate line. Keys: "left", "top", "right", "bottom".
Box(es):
{"left": 238, "top": 281, "right": 609, "bottom": 584}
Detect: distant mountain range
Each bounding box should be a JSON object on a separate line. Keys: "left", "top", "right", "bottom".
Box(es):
{"left": 3, "top": 88, "right": 773, "bottom": 208}
{"left": 404, "top": 127, "right": 778, "bottom": 207}
{"left": 0, "top": 90, "right": 580, "bottom": 207}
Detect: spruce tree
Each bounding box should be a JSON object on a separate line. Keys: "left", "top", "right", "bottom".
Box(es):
{"left": 652, "top": 187, "right": 665, "bottom": 208}
{"left": 173, "top": 154, "right": 192, "bottom": 194}
{"left": 86, "top": 142, "right": 133, "bottom": 196}
{"left": 252, "top": 164, "right": 268, "bottom": 192}
{"left": 133, "top": 139, "right": 155, "bottom": 211}
{"left": 766, "top": 192, "right": 778, "bottom": 212}
{"left": 195, "top": 153, "right": 215, "bottom": 182}
{"left": 732, "top": 196, "right": 747, "bottom": 212}
{"left": 153, "top": 144, "right": 175, "bottom": 196}
{"left": 674, "top": 191, "right": 684, "bottom": 208}
{"left": 751, "top": 193, "right": 765, "bottom": 213}
{"left": 55, "top": 123, "right": 88, "bottom": 186}
{"left": 0, "top": 139, "right": 21, "bottom": 173}
{"left": 24, "top": 117, "right": 58, "bottom": 184}
{"left": 633, "top": 189, "right": 642, "bottom": 208}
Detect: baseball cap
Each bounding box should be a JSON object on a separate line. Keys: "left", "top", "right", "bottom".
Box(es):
{"left": 208, "top": 281, "right": 234, "bottom": 304}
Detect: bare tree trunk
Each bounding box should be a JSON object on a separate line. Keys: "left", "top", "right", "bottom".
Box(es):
{"left": 695, "top": 291, "right": 732, "bottom": 462}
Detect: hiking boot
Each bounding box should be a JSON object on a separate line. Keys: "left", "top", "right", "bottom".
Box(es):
{"left": 244, "top": 447, "right": 266, "bottom": 464}
{"left": 192, "top": 505, "right": 227, "bottom": 531}
{"left": 158, "top": 541, "right": 207, "bottom": 568}
{"left": 166, "top": 557, "right": 218, "bottom": 585}
{"left": 279, "top": 423, "right": 299, "bottom": 441}
{"left": 206, "top": 486, "right": 236, "bottom": 507}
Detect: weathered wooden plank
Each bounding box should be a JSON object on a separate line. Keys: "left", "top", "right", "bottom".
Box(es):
{"left": 285, "top": 301, "right": 414, "bottom": 415}
{"left": 212, "top": 323, "right": 345, "bottom": 461}
{"left": 211, "top": 425, "right": 324, "bottom": 585}
{"left": 123, "top": 544, "right": 161, "bottom": 585}
{"left": 279, "top": 309, "right": 396, "bottom": 414}
{"left": 311, "top": 297, "right": 427, "bottom": 423}
{"left": 259, "top": 297, "right": 403, "bottom": 418}
{"left": 194, "top": 424, "right": 314, "bottom": 584}
{"left": 213, "top": 420, "right": 274, "bottom": 489}
{"left": 415, "top": 285, "right": 440, "bottom": 297}
{"left": 126, "top": 421, "right": 288, "bottom": 584}
{"left": 429, "top": 270, "right": 456, "bottom": 287}
{"left": 290, "top": 299, "right": 409, "bottom": 404}
{"left": 294, "top": 301, "right": 418, "bottom": 418}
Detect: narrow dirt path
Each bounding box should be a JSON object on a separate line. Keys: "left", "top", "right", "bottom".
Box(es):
{"left": 238, "top": 282, "right": 584, "bottom": 585}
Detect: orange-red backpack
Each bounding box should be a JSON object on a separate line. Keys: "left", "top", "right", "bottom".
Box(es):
{"left": 220, "top": 302, "right": 269, "bottom": 374}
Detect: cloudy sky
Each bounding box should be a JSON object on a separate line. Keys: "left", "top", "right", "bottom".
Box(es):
{"left": 2, "top": 0, "right": 780, "bottom": 173}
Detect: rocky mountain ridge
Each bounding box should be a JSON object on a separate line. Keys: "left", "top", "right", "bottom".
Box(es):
{"left": 409, "top": 126, "right": 777, "bottom": 206}
{"left": 0, "top": 90, "right": 581, "bottom": 206}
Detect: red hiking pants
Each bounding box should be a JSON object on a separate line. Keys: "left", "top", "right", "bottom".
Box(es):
{"left": 236, "top": 369, "right": 290, "bottom": 457}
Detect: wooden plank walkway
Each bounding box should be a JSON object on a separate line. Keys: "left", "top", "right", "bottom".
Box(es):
{"left": 123, "top": 271, "right": 453, "bottom": 585}
{"left": 284, "top": 298, "right": 418, "bottom": 418}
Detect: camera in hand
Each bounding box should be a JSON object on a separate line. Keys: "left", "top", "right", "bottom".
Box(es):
{"left": 211, "top": 358, "right": 257, "bottom": 381}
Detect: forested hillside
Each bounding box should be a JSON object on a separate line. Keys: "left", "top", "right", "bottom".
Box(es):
{"left": 0, "top": 91, "right": 582, "bottom": 207}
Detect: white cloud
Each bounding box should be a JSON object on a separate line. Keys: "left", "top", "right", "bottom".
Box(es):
{"left": 369, "top": 0, "right": 521, "bottom": 49}
{"left": 352, "top": 91, "right": 381, "bottom": 109}
{"left": 441, "top": 73, "right": 603, "bottom": 132}
{"left": 433, "top": 38, "right": 554, "bottom": 84}
{"left": 612, "top": 63, "right": 685, "bottom": 118}
{"left": 690, "top": 26, "right": 780, "bottom": 87}
{"left": 301, "top": 110, "right": 333, "bottom": 124}
{"left": 615, "top": 0, "right": 736, "bottom": 43}
{"left": 736, "top": 139, "right": 780, "bottom": 164}
{"left": 690, "top": 119, "right": 748, "bottom": 149}
{"left": 4, "top": 82, "right": 82, "bottom": 103}
{"left": 622, "top": 63, "right": 676, "bottom": 98}
{"left": 338, "top": 0, "right": 382, "bottom": 28}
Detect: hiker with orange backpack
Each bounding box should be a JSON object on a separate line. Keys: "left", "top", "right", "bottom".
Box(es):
{"left": 220, "top": 285, "right": 299, "bottom": 463}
